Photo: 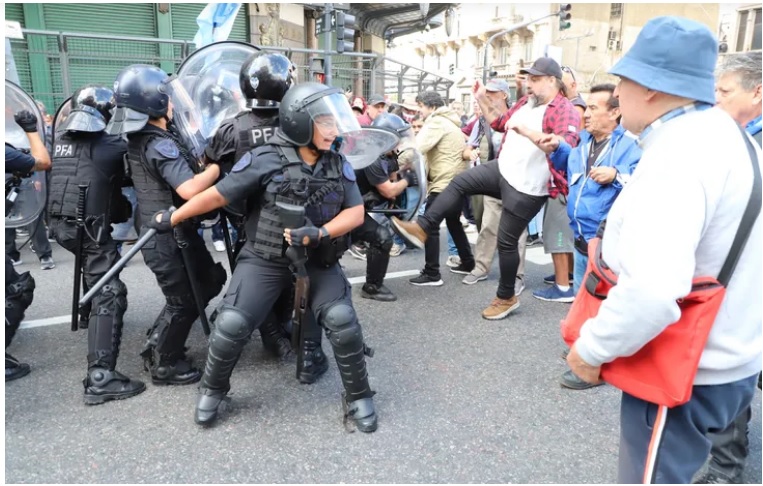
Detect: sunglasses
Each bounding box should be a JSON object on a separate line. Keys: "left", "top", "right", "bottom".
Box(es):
{"left": 561, "top": 66, "right": 576, "bottom": 83}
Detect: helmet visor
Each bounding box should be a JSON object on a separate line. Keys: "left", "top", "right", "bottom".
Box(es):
{"left": 60, "top": 107, "right": 106, "bottom": 133}
{"left": 396, "top": 128, "right": 417, "bottom": 153}
{"left": 339, "top": 127, "right": 401, "bottom": 170}
{"left": 305, "top": 92, "right": 362, "bottom": 139}
{"left": 161, "top": 76, "right": 207, "bottom": 160}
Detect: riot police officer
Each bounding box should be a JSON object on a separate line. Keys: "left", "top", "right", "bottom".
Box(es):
{"left": 105, "top": 64, "right": 226, "bottom": 386}
{"left": 152, "top": 82, "right": 378, "bottom": 432}
{"left": 5, "top": 110, "right": 50, "bottom": 381}
{"left": 204, "top": 52, "right": 326, "bottom": 378}
{"left": 352, "top": 113, "right": 418, "bottom": 302}
{"left": 47, "top": 85, "right": 146, "bottom": 403}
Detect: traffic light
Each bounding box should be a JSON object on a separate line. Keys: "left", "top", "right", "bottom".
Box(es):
{"left": 559, "top": 4, "right": 572, "bottom": 31}
{"left": 449, "top": 64, "right": 455, "bottom": 75}
{"left": 336, "top": 11, "right": 356, "bottom": 53}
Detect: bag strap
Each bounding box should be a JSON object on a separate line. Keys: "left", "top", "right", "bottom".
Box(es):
{"left": 717, "top": 126, "right": 762, "bottom": 286}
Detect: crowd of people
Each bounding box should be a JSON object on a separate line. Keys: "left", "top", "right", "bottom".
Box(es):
{"left": 5, "top": 14, "right": 762, "bottom": 484}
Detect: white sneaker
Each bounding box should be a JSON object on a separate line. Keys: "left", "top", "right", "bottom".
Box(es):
{"left": 465, "top": 223, "right": 478, "bottom": 234}
{"left": 213, "top": 240, "right": 226, "bottom": 252}
{"left": 389, "top": 243, "right": 406, "bottom": 257}
{"left": 11, "top": 258, "right": 22, "bottom": 266}
{"left": 445, "top": 255, "right": 461, "bottom": 268}
{"left": 515, "top": 276, "right": 526, "bottom": 296}
{"left": 40, "top": 257, "right": 55, "bottom": 270}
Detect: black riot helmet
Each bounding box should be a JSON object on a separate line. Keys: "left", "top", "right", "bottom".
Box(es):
{"left": 279, "top": 82, "right": 361, "bottom": 147}
{"left": 60, "top": 84, "right": 116, "bottom": 133}
{"left": 105, "top": 64, "right": 170, "bottom": 135}
{"left": 370, "top": 113, "right": 411, "bottom": 139}
{"left": 239, "top": 52, "right": 294, "bottom": 109}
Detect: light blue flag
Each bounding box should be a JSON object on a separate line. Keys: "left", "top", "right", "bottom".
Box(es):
{"left": 194, "top": 3, "right": 242, "bottom": 49}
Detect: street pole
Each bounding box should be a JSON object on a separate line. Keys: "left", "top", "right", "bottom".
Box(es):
{"left": 482, "top": 11, "right": 559, "bottom": 84}
{"left": 324, "top": 3, "right": 333, "bottom": 86}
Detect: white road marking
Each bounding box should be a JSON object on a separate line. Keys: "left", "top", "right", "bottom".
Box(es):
{"left": 20, "top": 269, "right": 425, "bottom": 329}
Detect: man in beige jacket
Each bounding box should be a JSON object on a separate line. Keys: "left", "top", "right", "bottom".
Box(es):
{"left": 409, "top": 91, "right": 474, "bottom": 286}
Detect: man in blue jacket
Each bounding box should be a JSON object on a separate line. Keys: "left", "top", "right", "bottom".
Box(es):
{"left": 537, "top": 83, "right": 642, "bottom": 389}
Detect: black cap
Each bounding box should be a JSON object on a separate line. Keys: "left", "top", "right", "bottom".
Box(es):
{"left": 519, "top": 57, "right": 563, "bottom": 80}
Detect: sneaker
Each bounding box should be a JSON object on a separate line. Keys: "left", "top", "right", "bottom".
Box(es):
{"left": 543, "top": 273, "right": 574, "bottom": 285}
{"left": 347, "top": 243, "right": 367, "bottom": 261}
{"left": 481, "top": 296, "right": 520, "bottom": 320}
{"left": 533, "top": 285, "right": 575, "bottom": 303}
{"left": 692, "top": 469, "right": 743, "bottom": 484}
{"left": 389, "top": 242, "right": 406, "bottom": 257}
{"left": 409, "top": 272, "right": 443, "bottom": 287}
{"left": 527, "top": 234, "right": 543, "bottom": 247}
{"left": 29, "top": 245, "right": 36, "bottom": 254}
{"left": 390, "top": 217, "right": 427, "bottom": 249}
{"left": 445, "top": 255, "right": 461, "bottom": 268}
{"left": 465, "top": 223, "right": 478, "bottom": 234}
{"left": 515, "top": 276, "right": 526, "bottom": 296}
{"left": 40, "top": 257, "right": 55, "bottom": 270}
{"left": 213, "top": 240, "right": 226, "bottom": 252}
{"left": 449, "top": 262, "right": 474, "bottom": 275}
{"left": 560, "top": 369, "right": 604, "bottom": 390}
{"left": 11, "top": 258, "right": 22, "bottom": 267}
{"left": 462, "top": 272, "right": 488, "bottom": 285}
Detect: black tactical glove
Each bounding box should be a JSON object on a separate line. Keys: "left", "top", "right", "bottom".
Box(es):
{"left": 289, "top": 225, "right": 328, "bottom": 248}
{"left": 147, "top": 209, "right": 174, "bottom": 233}
{"left": 398, "top": 169, "right": 418, "bottom": 187}
{"left": 14, "top": 110, "right": 38, "bottom": 133}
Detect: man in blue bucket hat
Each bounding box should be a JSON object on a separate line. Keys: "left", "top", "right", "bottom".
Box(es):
{"left": 563, "top": 17, "right": 762, "bottom": 484}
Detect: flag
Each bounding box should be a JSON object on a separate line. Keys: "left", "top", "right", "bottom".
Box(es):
{"left": 193, "top": 3, "right": 242, "bottom": 49}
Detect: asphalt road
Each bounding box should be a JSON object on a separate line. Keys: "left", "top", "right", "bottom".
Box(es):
{"left": 5, "top": 229, "right": 762, "bottom": 483}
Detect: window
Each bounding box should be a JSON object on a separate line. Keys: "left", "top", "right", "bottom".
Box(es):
{"left": 524, "top": 37, "right": 533, "bottom": 61}
{"left": 736, "top": 7, "right": 762, "bottom": 52}
{"left": 499, "top": 45, "right": 510, "bottom": 65}
{"left": 610, "top": 3, "right": 623, "bottom": 19}
{"left": 608, "top": 29, "right": 618, "bottom": 41}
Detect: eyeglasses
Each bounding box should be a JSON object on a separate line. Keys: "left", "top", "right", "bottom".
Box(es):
{"left": 561, "top": 66, "right": 576, "bottom": 83}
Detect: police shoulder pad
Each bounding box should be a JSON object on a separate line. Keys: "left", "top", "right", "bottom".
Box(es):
{"left": 232, "top": 152, "right": 252, "bottom": 173}
{"left": 154, "top": 139, "right": 179, "bottom": 159}
{"left": 341, "top": 161, "right": 356, "bottom": 182}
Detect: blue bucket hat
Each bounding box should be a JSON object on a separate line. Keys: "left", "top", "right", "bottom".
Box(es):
{"left": 609, "top": 16, "right": 717, "bottom": 105}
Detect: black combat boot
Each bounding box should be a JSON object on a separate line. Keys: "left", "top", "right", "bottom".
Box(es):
{"left": 5, "top": 353, "right": 30, "bottom": 382}
{"left": 298, "top": 340, "right": 329, "bottom": 384}
{"left": 361, "top": 283, "right": 397, "bottom": 302}
{"left": 195, "top": 386, "right": 229, "bottom": 425}
{"left": 343, "top": 393, "right": 378, "bottom": 433}
{"left": 259, "top": 319, "right": 293, "bottom": 359}
{"left": 83, "top": 367, "right": 146, "bottom": 405}
{"left": 152, "top": 353, "right": 202, "bottom": 386}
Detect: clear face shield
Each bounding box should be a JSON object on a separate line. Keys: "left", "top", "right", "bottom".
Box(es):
{"left": 160, "top": 75, "right": 207, "bottom": 160}
{"left": 305, "top": 92, "right": 399, "bottom": 169}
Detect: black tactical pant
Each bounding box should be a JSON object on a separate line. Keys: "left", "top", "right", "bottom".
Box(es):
{"left": 351, "top": 213, "right": 394, "bottom": 287}
{"left": 51, "top": 219, "right": 128, "bottom": 370}
{"left": 202, "top": 246, "right": 373, "bottom": 402}
{"left": 5, "top": 255, "right": 35, "bottom": 349}
{"left": 139, "top": 226, "right": 226, "bottom": 364}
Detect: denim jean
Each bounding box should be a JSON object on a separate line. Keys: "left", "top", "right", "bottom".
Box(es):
{"left": 573, "top": 249, "right": 588, "bottom": 295}
{"left": 111, "top": 187, "right": 139, "bottom": 241}
{"left": 528, "top": 205, "right": 544, "bottom": 236}
{"left": 447, "top": 231, "right": 458, "bottom": 256}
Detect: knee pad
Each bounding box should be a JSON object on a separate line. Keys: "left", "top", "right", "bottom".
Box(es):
{"left": 323, "top": 304, "right": 362, "bottom": 348}
{"left": 94, "top": 279, "right": 128, "bottom": 319}
{"left": 6, "top": 272, "right": 35, "bottom": 310}
{"left": 372, "top": 225, "right": 394, "bottom": 253}
{"left": 213, "top": 304, "right": 254, "bottom": 341}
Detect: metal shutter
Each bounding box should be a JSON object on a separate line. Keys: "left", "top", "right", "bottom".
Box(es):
{"left": 42, "top": 3, "right": 159, "bottom": 102}
{"left": 170, "top": 3, "right": 248, "bottom": 43}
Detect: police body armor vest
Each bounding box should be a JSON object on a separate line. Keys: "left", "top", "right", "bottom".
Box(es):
{"left": 226, "top": 110, "right": 279, "bottom": 219}
{"left": 126, "top": 132, "right": 185, "bottom": 227}
{"left": 48, "top": 132, "right": 119, "bottom": 222}
{"left": 251, "top": 146, "right": 345, "bottom": 264}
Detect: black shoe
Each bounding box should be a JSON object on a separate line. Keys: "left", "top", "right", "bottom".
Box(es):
{"left": 152, "top": 356, "right": 202, "bottom": 386}
{"left": 260, "top": 326, "right": 293, "bottom": 360}
{"left": 78, "top": 317, "right": 89, "bottom": 330}
{"left": 83, "top": 368, "right": 146, "bottom": 405}
{"left": 409, "top": 272, "right": 443, "bottom": 287}
{"left": 693, "top": 469, "right": 743, "bottom": 484}
{"left": 449, "top": 263, "right": 475, "bottom": 275}
{"left": 5, "top": 354, "right": 31, "bottom": 382}
{"left": 560, "top": 369, "right": 604, "bottom": 390}
{"left": 195, "top": 386, "right": 229, "bottom": 426}
{"left": 298, "top": 341, "right": 329, "bottom": 384}
{"left": 361, "top": 283, "right": 397, "bottom": 302}
{"left": 344, "top": 395, "right": 378, "bottom": 433}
